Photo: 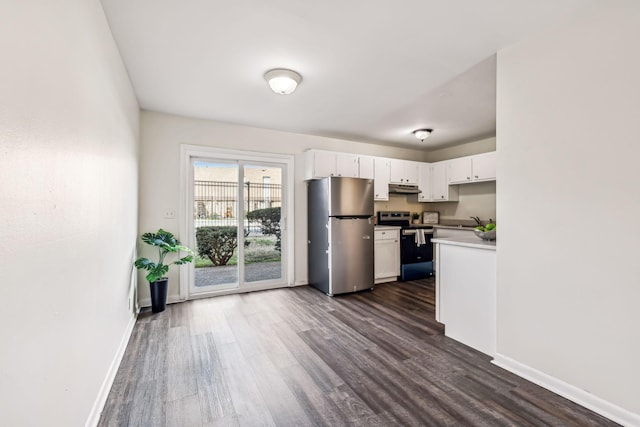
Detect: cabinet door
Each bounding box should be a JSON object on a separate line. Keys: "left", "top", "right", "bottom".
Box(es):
{"left": 335, "top": 153, "right": 359, "bottom": 177}
{"left": 472, "top": 151, "right": 496, "bottom": 181}
{"left": 389, "top": 159, "right": 418, "bottom": 184}
{"left": 305, "top": 150, "right": 336, "bottom": 179}
{"left": 431, "top": 162, "right": 448, "bottom": 200}
{"left": 358, "top": 156, "right": 374, "bottom": 179}
{"left": 373, "top": 158, "right": 390, "bottom": 200}
{"left": 448, "top": 157, "right": 473, "bottom": 184}
{"left": 417, "top": 162, "right": 431, "bottom": 202}
{"left": 374, "top": 232, "right": 400, "bottom": 279}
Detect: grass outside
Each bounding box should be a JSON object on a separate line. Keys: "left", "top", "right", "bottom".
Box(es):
{"left": 195, "top": 235, "right": 280, "bottom": 268}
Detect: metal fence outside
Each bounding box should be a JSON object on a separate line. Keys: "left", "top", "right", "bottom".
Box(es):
{"left": 194, "top": 180, "right": 282, "bottom": 228}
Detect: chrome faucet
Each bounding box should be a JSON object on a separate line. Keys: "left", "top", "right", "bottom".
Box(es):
{"left": 471, "top": 216, "right": 482, "bottom": 225}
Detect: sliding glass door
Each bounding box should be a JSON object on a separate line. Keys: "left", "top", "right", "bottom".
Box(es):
{"left": 183, "top": 147, "right": 291, "bottom": 297}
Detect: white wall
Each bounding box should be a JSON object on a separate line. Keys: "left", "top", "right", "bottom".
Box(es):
{"left": 430, "top": 181, "right": 496, "bottom": 222}
{"left": 139, "top": 111, "right": 426, "bottom": 300}
{"left": 0, "top": 1, "right": 139, "bottom": 425}
{"left": 497, "top": 1, "right": 640, "bottom": 418}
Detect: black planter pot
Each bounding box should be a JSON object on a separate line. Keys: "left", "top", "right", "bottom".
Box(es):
{"left": 149, "top": 278, "right": 169, "bottom": 313}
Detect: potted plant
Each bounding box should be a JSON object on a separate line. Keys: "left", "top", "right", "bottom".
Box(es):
{"left": 134, "top": 229, "right": 194, "bottom": 313}
{"left": 412, "top": 212, "right": 421, "bottom": 224}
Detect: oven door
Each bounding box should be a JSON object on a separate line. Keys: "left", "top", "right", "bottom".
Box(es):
{"left": 400, "top": 228, "right": 434, "bottom": 280}
{"left": 400, "top": 228, "right": 434, "bottom": 264}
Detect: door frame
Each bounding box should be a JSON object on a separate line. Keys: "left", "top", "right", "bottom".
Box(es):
{"left": 179, "top": 144, "right": 295, "bottom": 300}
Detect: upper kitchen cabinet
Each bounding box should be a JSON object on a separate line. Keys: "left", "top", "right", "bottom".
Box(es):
{"left": 335, "top": 153, "right": 359, "bottom": 177}
{"left": 431, "top": 161, "right": 459, "bottom": 202}
{"left": 358, "top": 156, "right": 375, "bottom": 180}
{"left": 373, "top": 157, "right": 390, "bottom": 200}
{"left": 305, "top": 150, "right": 335, "bottom": 179}
{"left": 389, "top": 159, "right": 418, "bottom": 184}
{"left": 417, "top": 163, "right": 431, "bottom": 202}
{"left": 304, "top": 150, "right": 358, "bottom": 179}
{"left": 471, "top": 151, "right": 497, "bottom": 181}
{"left": 418, "top": 162, "right": 458, "bottom": 202}
{"left": 448, "top": 151, "right": 496, "bottom": 184}
{"left": 447, "top": 157, "right": 472, "bottom": 184}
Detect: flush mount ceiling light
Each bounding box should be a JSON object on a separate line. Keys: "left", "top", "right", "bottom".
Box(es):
{"left": 264, "top": 69, "right": 302, "bottom": 95}
{"left": 413, "top": 129, "right": 433, "bottom": 142}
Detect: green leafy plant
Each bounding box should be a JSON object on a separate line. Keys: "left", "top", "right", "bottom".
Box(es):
{"left": 134, "top": 229, "right": 194, "bottom": 282}
{"left": 412, "top": 212, "right": 420, "bottom": 220}
{"left": 247, "top": 207, "right": 281, "bottom": 251}
{"left": 196, "top": 226, "right": 241, "bottom": 266}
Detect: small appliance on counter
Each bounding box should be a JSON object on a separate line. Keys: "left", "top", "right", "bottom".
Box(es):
{"left": 377, "top": 211, "right": 434, "bottom": 280}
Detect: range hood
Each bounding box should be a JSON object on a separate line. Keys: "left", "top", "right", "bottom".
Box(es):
{"left": 388, "top": 183, "right": 421, "bottom": 194}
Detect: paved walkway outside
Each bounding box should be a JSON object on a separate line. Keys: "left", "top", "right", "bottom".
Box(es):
{"left": 195, "top": 261, "right": 281, "bottom": 286}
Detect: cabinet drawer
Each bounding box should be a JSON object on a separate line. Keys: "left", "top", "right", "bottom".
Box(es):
{"left": 375, "top": 229, "right": 399, "bottom": 241}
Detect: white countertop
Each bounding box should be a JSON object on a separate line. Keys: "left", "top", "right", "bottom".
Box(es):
{"left": 432, "top": 224, "right": 477, "bottom": 230}
{"left": 432, "top": 236, "right": 496, "bottom": 250}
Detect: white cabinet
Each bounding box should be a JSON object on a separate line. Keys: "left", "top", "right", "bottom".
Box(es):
{"left": 417, "top": 163, "right": 431, "bottom": 202}
{"left": 373, "top": 157, "right": 390, "bottom": 201}
{"left": 472, "top": 151, "right": 496, "bottom": 181}
{"left": 447, "top": 152, "right": 496, "bottom": 184}
{"left": 335, "top": 153, "right": 359, "bottom": 177}
{"left": 429, "top": 162, "right": 458, "bottom": 202}
{"left": 374, "top": 227, "right": 400, "bottom": 283}
{"left": 358, "top": 156, "right": 375, "bottom": 180}
{"left": 389, "top": 159, "right": 418, "bottom": 184}
{"left": 448, "top": 157, "right": 473, "bottom": 184}
{"left": 304, "top": 150, "right": 359, "bottom": 179}
{"left": 305, "top": 150, "right": 335, "bottom": 179}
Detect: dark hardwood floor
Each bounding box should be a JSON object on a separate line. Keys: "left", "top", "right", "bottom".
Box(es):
{"left": 99, "top": 279, "right": 618, "bottom": 426}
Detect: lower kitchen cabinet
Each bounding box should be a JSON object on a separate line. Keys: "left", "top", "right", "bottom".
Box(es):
{"left": 374, "top": 227, "right": 400, "bottom": 283}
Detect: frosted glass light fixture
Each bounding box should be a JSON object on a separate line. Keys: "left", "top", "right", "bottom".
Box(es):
{"left": 413, "top": 129, "right": 433, "bottom": 142}
{"left": 264, "top": 69, "right": 302, "bottom": 95}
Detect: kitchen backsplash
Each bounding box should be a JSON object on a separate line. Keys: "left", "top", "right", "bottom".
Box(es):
{"left": 374, "top": 180, "right": 496, "bottom": 224}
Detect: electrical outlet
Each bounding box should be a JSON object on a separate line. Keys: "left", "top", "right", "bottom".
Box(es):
{"left": 164, "top": 210, "right": 175, "bottom": 219}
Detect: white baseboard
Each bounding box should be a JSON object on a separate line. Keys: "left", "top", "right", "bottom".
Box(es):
{"left": 293, "top": 280, "right": 308, "bottom": 287}
{"left": 85, "top": 310, "right": 138, "bottom": 427}
{"left": 492, "top": 353, "right": 640, "bottom": 427}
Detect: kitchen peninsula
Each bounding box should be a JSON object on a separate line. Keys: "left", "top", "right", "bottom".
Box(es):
{"left": 432, "top": 236, "right": 496, "bottom": 356}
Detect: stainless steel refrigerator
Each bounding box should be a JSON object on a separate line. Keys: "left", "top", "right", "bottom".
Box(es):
{"left": 307, "top": 177, "right": 374, "bottom": 295}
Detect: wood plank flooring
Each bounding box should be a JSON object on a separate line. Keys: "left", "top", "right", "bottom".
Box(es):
{"left": 99, "top": 279, "right": 618, "bottom": 426}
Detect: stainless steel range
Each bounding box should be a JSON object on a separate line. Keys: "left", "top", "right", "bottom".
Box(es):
{"left": 377, "top": 211, "right": 434, "bottom": 281}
